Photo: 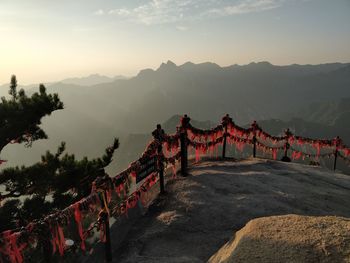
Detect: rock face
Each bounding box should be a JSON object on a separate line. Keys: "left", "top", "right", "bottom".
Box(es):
{"left": 209, "top": 215, "right": 350, "bottom": 263}
{"left": 110, "top": 159, "right": 350, "bottom": 262}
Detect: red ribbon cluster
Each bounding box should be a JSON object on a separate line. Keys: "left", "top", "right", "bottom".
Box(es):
{"left": 340, "top": 147, "right": 350, "bottom": 157}
{"left": 2, "top": 114, "right": 350, "bottom": 262}
{"left": 51, "top": 224, "right": 65, "bottom": 256}
{"left": 256, "top": 141, "right": 284, "bottom": 160}
{"left": 182, "top": 116, "right": 350, "bottom": 165}
{"left": 0, "top": 231, "right": 27, "bottom": 263}
{"left": 181, "top": 120, "right": 226, "bottom": 162}
{"left": 163, "top": 134, "right": 181, "bottom": 159}
{"left": 0, "top": 190, "right": 102, "bottom": 262}
{"left": 188, "top": 137, "right": 224, "bottom": 162}
{"left": 227, "top": 122, "right": 252, "bottom": 139}
{"left": 112, "top": 173, "right": 158, "bottom": 216}
{"left": 256, "top": 129, "right": 285, "bottom": 142}
{"left": 339, "top": 153, "right": 350, "bottom": 166}
{"left": 187, "top": 124, "right": 224, "bottom": 143}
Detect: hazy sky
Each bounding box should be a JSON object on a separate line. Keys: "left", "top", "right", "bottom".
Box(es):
{"left": 0, "top": 0, "right": 349, "bottom": 84}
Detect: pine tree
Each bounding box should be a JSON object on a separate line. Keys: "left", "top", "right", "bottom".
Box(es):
{"left": 0, "top": 76, "right": 63, "bottom": 152}
{"left": 8, "top": 75, "right": 17, "bottom": 100}
{"left": 0, "top": 76, "right": 119, "bottom": 231}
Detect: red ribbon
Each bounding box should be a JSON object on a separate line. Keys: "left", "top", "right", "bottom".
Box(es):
{"left": 73, "top": 203, "right": 86, "bottom": 251}
{"left": 0, "top": 231, "right": 26, "bottom": 263}
{"left": 272, "top": 149, "right": 277, "bottom": 160}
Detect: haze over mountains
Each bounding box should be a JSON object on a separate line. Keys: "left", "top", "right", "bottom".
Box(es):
{"left": 1, "top": 61, "right": 349, "bottom": 173}
{"left": 59, "top": 74, "right": 127, "bottom": 86}
{"left": 0, "top": 74, "right": 127, "bottom": 93}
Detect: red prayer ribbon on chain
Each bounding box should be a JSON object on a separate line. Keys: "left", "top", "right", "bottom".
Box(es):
{"left": 51, "top": 224, "right": 65, "bottom": 256}
{"left": 73, "top": 203, "right": 86, "bottom": 251}
{"left": 0, "top": 231, "right": 26, "bottom": 263}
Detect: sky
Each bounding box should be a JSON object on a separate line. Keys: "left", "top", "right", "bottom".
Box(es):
{"left": 0, "top": 0, "right": 350, "bottom": 84}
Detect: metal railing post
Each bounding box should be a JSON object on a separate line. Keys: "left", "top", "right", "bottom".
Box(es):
{"left": 251, "top": 121, "right": 258, "bottom": 158}
{"left": 101, "top": 209, "right": 112, "bottom": 262}
{"left": 281, "top": 128, "right": 292, "bottom": 162}
{"left": 180, "top": 115, "right": 190, "bottom": 176}
{"left": 152, "top": 124, "right": 165, "bottom": 193}
{"left": 333, "top": 136, "right": 341, "bottom": 171}
{"left": 221, "top": 114, "right": 231, "bottom": 159}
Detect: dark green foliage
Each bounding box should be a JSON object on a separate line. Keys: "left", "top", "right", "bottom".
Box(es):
{"left": 0, "top": 75, "right": 63, "bottom": 152}
{"left": 20, "top": 196, "right": 52, "bottom": 225}
{"left": 0, "top": 76, "right": 119, "bottom": 232}
{"left": 9, "top": 75, "right": 18, "bottom": 99}
{"left": 0, "top": 199, "right": 21, "bottom": 230}
{"left": 0, "top": 138, "right": 119, "bottom": 231}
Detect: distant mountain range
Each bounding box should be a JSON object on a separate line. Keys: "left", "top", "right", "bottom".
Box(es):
{"left": 59, "top": 74, "right": 127, "bottom": 86}
{"left": 290, "top": 97, "right": 350, "bottom": 127}
{"left": 125, "top": 60, "right": 349, "bottom": 130}
{"left": 63, "top": 60, "right": 349, "bottom": 132}
{"left": 1, "top": 61, "right": 350, "bottom": 174}
{"left": 0, "top": 74, "right": 127, "bottom": 96}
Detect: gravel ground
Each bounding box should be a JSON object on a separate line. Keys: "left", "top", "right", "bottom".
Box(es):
{"left": 111, "top": 158, "right": 350, "bottom": 263}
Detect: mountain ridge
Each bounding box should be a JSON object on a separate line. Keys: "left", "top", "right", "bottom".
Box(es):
{"left": 2, "top": 61, "right": 349, "bottom": 91}
{"left": 2, "top": 60, "right": 350, "bottom": 174}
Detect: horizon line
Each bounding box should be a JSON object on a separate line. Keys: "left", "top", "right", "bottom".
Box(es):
{"left": 1, "top": 60, "right": 349, "bottom": 86}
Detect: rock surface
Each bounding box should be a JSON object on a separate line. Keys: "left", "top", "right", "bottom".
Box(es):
{"left": 112, "top": 159, "right": 350, "bottom": 262}
{"left": 209, "top": 214, "right": 350, "bottom": 263}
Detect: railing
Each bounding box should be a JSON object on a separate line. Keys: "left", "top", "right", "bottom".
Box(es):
{"left": 1, "top": 114, "right": 350, "bottom": 263}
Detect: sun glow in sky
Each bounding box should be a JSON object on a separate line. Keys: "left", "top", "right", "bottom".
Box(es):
{"left": 0, "top": 0, "right": 349, "bottom": 84}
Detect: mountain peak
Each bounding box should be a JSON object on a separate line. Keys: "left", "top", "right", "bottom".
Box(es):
{"left": 181, "top": 61, "right": 195, "bottom": 67}
{"left": 198, "top": 62, "right": 221, "bottom": 69}
{"left": 166, "top": 60, "right": 176, "bottom": 66}
{"left": 179, "top": 61, "right": 196, "bottom": 70}
{"left": 88, "top": 73, "right": 102, "bottom": 77}
{"left": 60, "top": 74, "right": 113, "bottom": 86}
{"left": 137, "top": 68, "right": 155, "bottom": 78}
{"left": 157, "top": 60, "right": 178, "bottom": 71}
{"left": 248, "top": 61, "right": 273, "bottom": 67}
